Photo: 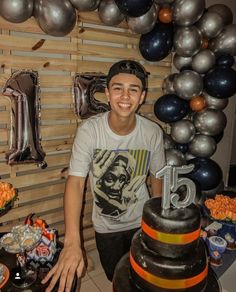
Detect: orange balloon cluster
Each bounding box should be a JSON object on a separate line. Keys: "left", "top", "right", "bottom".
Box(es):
{"left": 0, "top": 182, "right": 17, "bottom": 209}
{"left": 159, "top": 7, "right": 173, "bottom": 23}
{"left": 189, "top": 96, "right": 206, "bottom": 112}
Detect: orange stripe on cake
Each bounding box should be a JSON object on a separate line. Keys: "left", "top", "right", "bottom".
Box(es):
{"left": 142, "top": 220, "right": 200, "bottom": 245}
{"left": 130, "top": 253, "right": 208, "bottom": 289}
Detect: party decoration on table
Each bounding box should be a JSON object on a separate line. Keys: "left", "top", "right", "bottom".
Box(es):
{"left": 69, "top": 0, "right": 100, "bottom": 11}
{"left": 0, "top": 0, "right": 33, "bottom": 23}
{"left": 34, "top": 0, "right": 76, "bottom": 37}
{"left": 73, "top": 73, "right": 110, "bottom": 119}
{"left": 2, "top": 70, "right": 47, "bottom": 168}
{"left": 207, "top": 236, "right": 227, "bottom": 266}
{"left": 0, "top": 181, "right": 17, "bottom": 217}
{"left": 156, "top": 164, "right": 196, "bottom": 209}
{"left": 98, "top": 0, "right": 125, "bottom": 26}
{"left": 0, "top": 263, "right": 10, "bottom": 289}
{"left": 24, "top": 214, "right": 57, "bottom": 269}
{"left": 114, "top": 0, "right": 154, "bottom": 18}
{"left": 0, "top": 224, "right": 42, "bottom": 288}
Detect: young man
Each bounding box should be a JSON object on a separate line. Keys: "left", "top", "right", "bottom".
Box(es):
{"left": 42, "top": 60, "right": 165, "bottom": 292}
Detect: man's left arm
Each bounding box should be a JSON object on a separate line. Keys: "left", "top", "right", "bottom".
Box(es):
{"left": 150, "top": 173, "right": 163, "bottom": 198}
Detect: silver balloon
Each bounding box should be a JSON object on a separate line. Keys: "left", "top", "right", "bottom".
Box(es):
{"left": 173, "top": 0, "right": 205, "bottom": 26}
{"left": 191, "top": 49, "right": 215, "bottom": 74}
{"left": 188, "top": 134, "right": 216, "bottom": 158}
{"left": 98, "top": 0, "right": 125, "bottom": 26}
{"left": 204, "top": 92, "right": 229, "bottom": 110}
{"left": 193, "top": 108, "right": 227, "bottom": 136}
{"left": 127, "top": 4, "right": 158, "bottom": 34}
{"left": 173, "top": 70, "right": 203, "bottom": 100}
{"left": 34, "top": 0, "right": 76, "bottom": 37}
{"left": 173, "top": 54, "right": 192, "bottom": 71}
{"left": 196, "top": 11, "right": 224, "bottom": 39}
{"left": 209, "top": 24, "right": 236, "bottom": 56}
{"left": 162, "top": 74, "right": 177, "bottom": 94}
{"left": 174, "top": 26, "right": 202, "bottom": 57}
{"left": 0, "top": 0, "right": 33, "bottom": 23}
{"left": 185, "top": 152, "right": 196, "bottom": 161}
{"left": 164, "top": 133, "right": 176, "bottom": 150}
{"left": 165, "top": 149, "right": 186, "bottom": 166}
{"left": 208, "top": 4, "right": 233, "bottom": 26}
{"left": 171, "top": 120, "right": 196, "bottom": 144}
{"left": 70, "top": 0, "right": 100, "bottom": 11}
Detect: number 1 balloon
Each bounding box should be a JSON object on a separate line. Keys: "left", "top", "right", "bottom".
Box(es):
{"left": 2, "top": 71, "right": 47, "bottom": 168}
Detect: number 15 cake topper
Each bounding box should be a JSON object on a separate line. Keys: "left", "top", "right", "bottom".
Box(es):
{"left": 156, "top": 165, "right": 196, "bottom": 210}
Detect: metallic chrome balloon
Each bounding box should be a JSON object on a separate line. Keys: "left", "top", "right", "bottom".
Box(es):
{"left": 69, "top": 0, "right": 100, "bottom": 11}
{"left": 185, "top": 152, "right": 195, "bottom": 161}
{"left": 174, "top": 26, "right": 202, "bottom": 57}
{"left": 173, "top": 70, "right": 203, "bottom": 100}
{"left": 34, "top": 0, "right": 76, "bottom": 37}
{"left": 196, "top": 11, "right": 224, "bottom": 39}
{"left": 173, "top": 54, "right": 192, "bottom": 71}
{"left": 165, "top": 149, "right": 186, "bottom": 166}
{"left": 204, "top": 92, "right": 229, "bottom": 110}
{"left": 188, "top": 134, "right": 216, "bottom": 158}
{"left": 209, "top": 24, "right": 236, "bottom": 56}
{"left": 164, "top": 133, "right": 176, "bottom": 150}
{"left": 127, "top": 4, "right": 158, "bottom": 34}
{"left": 0, "top": 0, "right": 33, "bottom": 23}
{"left": 191, "top": 49, "right": 215, "bottom": 74}
{"left": 98, "top": 0, "right": 125, "bottom": 26}
{"left": 162, "top": 73, "right": 177, "bottom": 94}
{"left": 173, "top": 0, "right": 205, "bottom": 26}
{"left": 193, "top": 108, "right": 227, "bottom": 136}
{"left": 208, "top": 4, "right": 233, "bottom": 26}
{"left": 171, "top": 120, "right": 196, "bottom": 144}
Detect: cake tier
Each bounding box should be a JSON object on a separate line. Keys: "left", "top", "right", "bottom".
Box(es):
{"left": 142, "top": 197, "right": 201, "bottom": 258}
{"left": 130, "top": 231, "right": 208, "bottom": 292}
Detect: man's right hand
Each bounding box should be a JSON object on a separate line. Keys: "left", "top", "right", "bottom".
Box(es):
{"left": 42, "top": 241, "right": 85, "bottom": 292}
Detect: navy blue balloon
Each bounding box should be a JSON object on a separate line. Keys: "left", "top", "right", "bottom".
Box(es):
{"left": 204, "top": 66, "right": 236, "bottom": 99}
{"left": 175, "top": 143, "right": 189, "bottom": 154}
{"left": 187, "top": 158, "right": 223, "bottom": 191}
{"left": 154, "top": 94, "right": 189, "bottom": 123}
{"left": 139, "top": 22, "right": 173, "bottom": 62}
{"left": 114, "top": 0, "right": 153, "bottom": 17}
{"left": 216, "top": 54, "right": 235, "bottom": 68}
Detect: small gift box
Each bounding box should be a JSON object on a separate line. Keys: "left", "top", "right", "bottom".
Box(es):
{"left": 25, "top": 214, "right": 57, "bottom": 269}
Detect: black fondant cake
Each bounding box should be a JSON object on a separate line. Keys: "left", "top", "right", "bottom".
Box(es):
{"left": 113, "top": 197, "right": 219, "bottom": 292}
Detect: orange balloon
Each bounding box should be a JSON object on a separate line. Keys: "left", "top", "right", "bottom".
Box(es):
{"left": 159, "top": 7, "right": 173, "bottom": 23}
{"left": 189, "top": 96, "right": 206, "bottom": 112}
{"left": 202, "top": 38, "right": 209, "bottom": 49}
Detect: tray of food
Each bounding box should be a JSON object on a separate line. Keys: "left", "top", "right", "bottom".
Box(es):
{"left": 0, "top": 263, "right": 10, "bottom": 289}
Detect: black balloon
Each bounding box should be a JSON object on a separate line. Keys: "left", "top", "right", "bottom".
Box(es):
{"left": 175, "top": 143, "right": 189, "bottom": 154}
{"left": 139, "top": 22, "right": 173, "bottom": 62}
{"left": 114, "top": 0, "right": 153, "bottom": 17}
{"left": 204, "top": 66, "right": 236, "bottom": 99}
{"left": 154, "top": 94, "right": 189, "bottom": 123}
{"left": 213, "top": 131, "right": 224, "bottom": 144}
{"left": 216, "top": 54, "right": 235, "bottom": 67}
{"left": 186, "top": 157, "right": 223, "bottom": 191}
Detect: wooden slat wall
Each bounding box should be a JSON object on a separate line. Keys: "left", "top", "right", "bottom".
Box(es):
{"left": 0, "top": 13, "right": 171, "bottom": 250}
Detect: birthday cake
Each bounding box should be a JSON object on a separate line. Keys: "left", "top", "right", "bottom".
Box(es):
{"left": 113, "top": 165, "right": 219, "bottom": 292}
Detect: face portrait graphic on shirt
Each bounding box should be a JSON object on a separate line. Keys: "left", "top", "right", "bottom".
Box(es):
{"left": 93, "top": 150, "right": 149, "bottom": 218}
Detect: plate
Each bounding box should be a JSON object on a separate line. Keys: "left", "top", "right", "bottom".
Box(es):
{"left": 0, "top": 263, "right": 10, "bottom": 289}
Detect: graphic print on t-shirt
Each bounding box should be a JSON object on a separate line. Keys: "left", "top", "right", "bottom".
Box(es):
{"left": 93, "top": 149, "right": 150, "bottom": 219}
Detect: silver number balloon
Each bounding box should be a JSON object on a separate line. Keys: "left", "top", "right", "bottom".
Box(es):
{"left": 0, "top": 0, "right": 33, "bottom": 23}
{"left": 34, "top": 0, "right": 76, "bottom": 37}
{"left": 156, "top": 165, "right": 196, "bottom": 210}
{"left": 98, "top": 0, "right": 125, "bottom": 26}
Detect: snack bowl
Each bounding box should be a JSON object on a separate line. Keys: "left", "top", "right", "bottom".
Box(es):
{"left": 0, "top": 233, "right": 23, "bottom": 254}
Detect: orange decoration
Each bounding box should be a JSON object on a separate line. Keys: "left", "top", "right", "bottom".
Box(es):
{"left": 159, "top": 7, "right": 173, "bottom": 23}
{"left": 202, "top": 38, "right": 209, "bottom": 49}
{"left": 189, "top": 96, "right": 206, "bottom": 112}
{"left": 0, "top": 182, "right": 17, "bottom": 209}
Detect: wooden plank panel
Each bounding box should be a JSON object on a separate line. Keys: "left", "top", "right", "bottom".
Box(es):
{"left": 42, "top": 138, "right": 74, "bottom": 153}
{"left": 42, "top": 108, "right": 76, "bottom": 120}
{"left": 41, "top": 124, "right": 77, "bottom": 137}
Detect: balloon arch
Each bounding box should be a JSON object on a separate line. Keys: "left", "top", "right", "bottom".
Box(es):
{"left": 1, "top": 0, "right": 236, "bottom": 195}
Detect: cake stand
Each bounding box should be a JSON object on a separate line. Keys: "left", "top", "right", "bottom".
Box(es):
{"left": 113, "top": 253, "right": 220, "bottom": 292}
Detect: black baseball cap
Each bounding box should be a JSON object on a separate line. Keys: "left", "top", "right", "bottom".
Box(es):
{"left": 107, "top": 60, "right": 149, "bottom": 90}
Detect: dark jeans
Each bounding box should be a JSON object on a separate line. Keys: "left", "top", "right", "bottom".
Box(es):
{"left": 95, "top": 227, "right": 140, "bottom": 281}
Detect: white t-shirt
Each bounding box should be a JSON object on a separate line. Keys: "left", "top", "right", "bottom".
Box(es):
{"left": 69, "top": 112, "right": 165, "bottom": 233}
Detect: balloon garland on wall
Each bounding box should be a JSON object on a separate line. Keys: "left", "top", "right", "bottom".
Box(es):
{"left": 0, "top": 0, "right": 236, "bottom": 189}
